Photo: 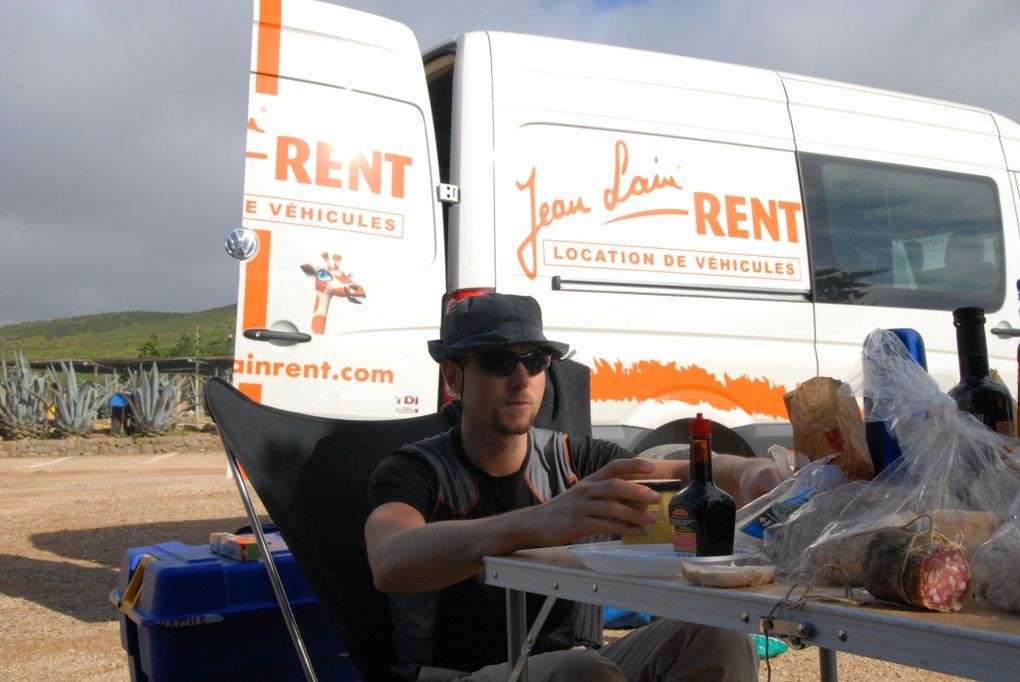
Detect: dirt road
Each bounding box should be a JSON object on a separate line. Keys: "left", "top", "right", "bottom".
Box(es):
{"left": 0, "top": 451, "right": 968, "bottom": 681}
{"left": 0, "top": 452, "right": 261, "bottom": 681}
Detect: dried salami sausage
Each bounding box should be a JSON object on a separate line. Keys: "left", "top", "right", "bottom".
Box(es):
{"left": 862, "top": 527, "right": 970, "bottom": 612}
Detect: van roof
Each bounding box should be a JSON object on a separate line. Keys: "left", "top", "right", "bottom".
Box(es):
{"left": 439, "top": 30, "right": 1017, "bottom": 170}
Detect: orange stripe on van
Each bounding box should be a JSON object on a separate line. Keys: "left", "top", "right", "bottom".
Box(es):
{"left": 255, "top": 0, "right": 282, "bottom": 96}
{"left": 242, "top": 229, "right": 271, "bottom": 331}
{"left": 238, "top": 382, "right": 263, "bottom": 403}
{"left": 589, "top": 359, "right": 790, "bottom": 420}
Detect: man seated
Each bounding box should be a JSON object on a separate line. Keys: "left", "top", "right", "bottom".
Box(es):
{"left": 365, "top": 293, "right": 783, "bottom": 681}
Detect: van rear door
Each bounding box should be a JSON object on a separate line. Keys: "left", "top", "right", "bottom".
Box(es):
{"left": 231, "top": 0, "right": 444, "bottom": 418}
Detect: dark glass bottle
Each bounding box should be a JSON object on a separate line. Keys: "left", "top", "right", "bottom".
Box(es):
{"left": 948, "top": 307, "right": 1016, "bottom": 437}
{"left": 669, "top": 413, "right": 736, "bottom": 557}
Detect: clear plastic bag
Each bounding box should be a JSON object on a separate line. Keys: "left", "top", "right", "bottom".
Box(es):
{"left": 763, "top": 329, "right": 1020, "bottom": 586}
{"left": 970, "top": 495, "right": 1020, "bottom": 613}
{"left": 734, "top": 453, "right": 843, "bottom": 546}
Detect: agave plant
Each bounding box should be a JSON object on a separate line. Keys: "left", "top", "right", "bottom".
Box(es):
{"left": 94, "top": 375, "right": 119, "bottom": 419}
{"left": 124, "top": 363, "right": 187, "bottom": 436}
{"left": 0, "top": 351, "right": 49, "bottom": 439}
{"left": 46, "top": 362, "right": 112, "bottom": 437}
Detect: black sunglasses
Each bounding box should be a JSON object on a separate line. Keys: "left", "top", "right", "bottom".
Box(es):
{"left": 475, "top": 349, "right": 553, "bottom": 377}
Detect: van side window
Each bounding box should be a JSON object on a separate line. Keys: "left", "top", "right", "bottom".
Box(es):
{"left": 800, "top": 153, "right": 1004, "bottom": 311}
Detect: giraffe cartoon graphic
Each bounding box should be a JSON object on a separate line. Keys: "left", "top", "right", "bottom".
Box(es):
{"left": 300, "top": 252, "right": 367, "bottom": 334}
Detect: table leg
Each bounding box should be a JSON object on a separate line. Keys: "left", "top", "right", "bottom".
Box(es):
{"left": 507, "top": 589, "right": 529, "bottom": 682}
{"left": 819, "top": 648, "right": 838, "bottom": 682}
{"left": 506, "top": 591, "right": 560, "bottom": 682}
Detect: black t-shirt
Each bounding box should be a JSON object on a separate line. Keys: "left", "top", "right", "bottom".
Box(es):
{"left": 368, "top": 427, "right": 630, "bottom": 672}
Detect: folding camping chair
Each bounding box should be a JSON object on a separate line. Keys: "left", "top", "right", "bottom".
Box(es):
{"left": 204, "top": 358, "right": 597, "bottom": 682}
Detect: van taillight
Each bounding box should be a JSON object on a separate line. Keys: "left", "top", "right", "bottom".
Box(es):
{"left": 438, "top": 288, "right": 495, "bottom": 405}
{"left": 441, "top": 287, "right": 495, "bottom": 316}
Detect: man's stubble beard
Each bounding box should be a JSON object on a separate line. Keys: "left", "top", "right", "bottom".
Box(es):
{"left": 492, "top": 402, "right": 537, "bottom": 436}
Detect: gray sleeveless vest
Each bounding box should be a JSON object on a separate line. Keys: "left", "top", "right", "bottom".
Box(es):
{"left": 389, "top": 426, "right": 578, "bottom": 676}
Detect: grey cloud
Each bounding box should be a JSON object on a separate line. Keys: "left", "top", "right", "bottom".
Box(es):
{"left": 1, "top": 0, "right": 1017, "bottom": 325}
{"left": 1, "top": 1, "right": 250, "bottom": 324}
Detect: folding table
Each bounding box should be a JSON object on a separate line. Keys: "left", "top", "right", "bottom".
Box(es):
{"left": 485, "top": 545, "right": 1020, "bottom": 682}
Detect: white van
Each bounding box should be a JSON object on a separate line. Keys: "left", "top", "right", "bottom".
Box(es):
{"left": 227, "top": 0, "right": 1020, "bottom": 456}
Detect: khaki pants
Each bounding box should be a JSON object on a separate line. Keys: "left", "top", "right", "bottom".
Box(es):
{"left": 417, "top": 618, "right": 759, "bottom": 682}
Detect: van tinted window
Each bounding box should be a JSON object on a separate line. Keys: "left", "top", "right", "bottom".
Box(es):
{"left": 800, "top": 153, "right": 1004, "bottom": 311}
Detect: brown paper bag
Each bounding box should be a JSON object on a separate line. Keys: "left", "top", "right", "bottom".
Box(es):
{"left": 783, "top": 377, "right": 873, "bottom": 480}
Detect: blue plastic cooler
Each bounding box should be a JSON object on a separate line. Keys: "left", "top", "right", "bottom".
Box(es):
{"left": 110, "top": 537, "right": 360, "bottom": 681}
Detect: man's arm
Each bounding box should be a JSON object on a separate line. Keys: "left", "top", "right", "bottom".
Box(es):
{"left": 572, "top": 437, "right": 783, "bottom": 509}
{"left": 365, "top": 501, "right": 532, "bottom": 593}
{"left": 365, "top": 457, "right": 662, "bottom": 593}
{"left": 365, "top": 453, "right": 782, "bottom": 594}
{"left": 641, "top": 455, "right": 782, "bottom": 508}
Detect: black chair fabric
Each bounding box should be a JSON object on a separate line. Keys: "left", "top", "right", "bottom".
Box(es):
{"left": 536, "top": 355, "right": 592, "bottom": 438}
{"left": 204, "top": 358, "right": 595, "bottom": 682}
{"left": 206, "top": 377, "right": 451, "bottom": 680}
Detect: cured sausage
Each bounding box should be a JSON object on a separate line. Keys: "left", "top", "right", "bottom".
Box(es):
{"left": 862, "top": 527, "right": 970, "bottom": 612}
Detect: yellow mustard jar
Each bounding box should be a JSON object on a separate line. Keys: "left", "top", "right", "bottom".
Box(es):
{"left": 623, "top": 479, "right": 683, "bottom": 544}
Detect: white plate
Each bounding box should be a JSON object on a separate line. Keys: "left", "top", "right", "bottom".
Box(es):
{"left": 567, "top": 541, "right": 758, "bottom": 578}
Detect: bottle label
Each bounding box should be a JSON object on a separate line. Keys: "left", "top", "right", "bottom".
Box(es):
{"left": 670, "top": 507, "right": 698, "bottom": 557}
{"left": 671, "top": 525, "right": 697, "bottom": 557}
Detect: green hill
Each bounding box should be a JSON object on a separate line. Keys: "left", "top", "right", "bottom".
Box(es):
{"left": 0, "top": 305, "right": 237, "bottom": 361}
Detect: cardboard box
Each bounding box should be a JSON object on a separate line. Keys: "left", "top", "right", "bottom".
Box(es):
{"left": 111, "top": 536, "right": 359, "bottom": 681}
{"left": 209, "top": 532, "right": 288, "bottom": 562}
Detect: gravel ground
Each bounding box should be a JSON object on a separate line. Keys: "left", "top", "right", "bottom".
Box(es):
{"left": 0, "top": 449, "right": 971, "bottom": 681}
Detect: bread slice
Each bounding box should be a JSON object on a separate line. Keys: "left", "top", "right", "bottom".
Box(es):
{"left": 681, "top": 562, "right": 776, "bottom": 588}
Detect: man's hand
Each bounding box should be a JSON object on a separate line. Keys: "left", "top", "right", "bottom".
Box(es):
{"left": 712, "top": 454, "right": 784, "bottom": 508}
{"left": 520, "top": 458, "right": 663, "bottom": 547}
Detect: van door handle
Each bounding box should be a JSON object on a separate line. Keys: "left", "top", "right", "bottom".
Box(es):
{"left": 243, "top": 329, "right": 313, "bottom": 343}
{"left": 990, "top": 325, "right": 1020, "bottom": 339}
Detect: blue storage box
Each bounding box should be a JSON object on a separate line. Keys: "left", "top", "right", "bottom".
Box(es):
{"left": 110, "top": 536, "right": 360, "bottom": 681}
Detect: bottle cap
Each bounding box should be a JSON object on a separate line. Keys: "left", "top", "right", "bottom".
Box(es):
{"left": 952, "top": 306, "right": 985, "bottom": 326}
{"left": 690, "top": 412, "right": 711, "bottom": 438}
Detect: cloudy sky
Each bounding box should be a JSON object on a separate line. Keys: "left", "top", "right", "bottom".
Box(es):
{"left": 2, "top": 0, "right": 1017, "bottom": 326}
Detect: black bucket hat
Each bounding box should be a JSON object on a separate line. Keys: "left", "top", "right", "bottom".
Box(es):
{"left": 428, "top": 294, "right": 569, "bottom": 362}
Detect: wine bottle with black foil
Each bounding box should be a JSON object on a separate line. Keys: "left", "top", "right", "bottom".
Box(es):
{"left": 669, "top": 413, "right": 736, "bottom": 557}
{"left": 948, "top": 306, "right": 1016, "bottom": 437}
